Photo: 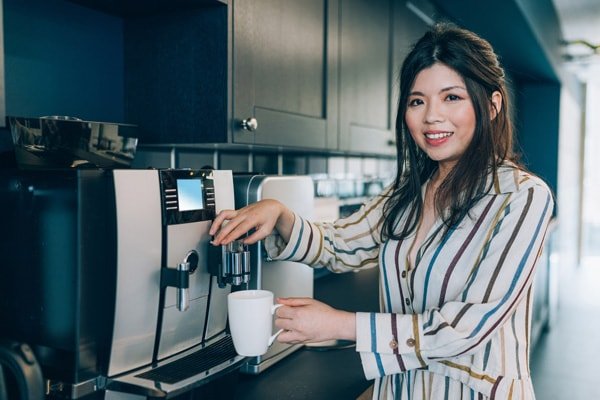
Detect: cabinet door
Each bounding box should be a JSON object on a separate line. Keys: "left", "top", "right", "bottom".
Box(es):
{"left": 233, "top": 0, "right": 338, "bottom": 149}
{"left": 339, "top": 0, "right": 429, "bottom": 155}
{"left": 390, "top": 2, "right": 429, "bottom": 146}
{"left": 339, "top": 0, "right": 393, "bottom": 154}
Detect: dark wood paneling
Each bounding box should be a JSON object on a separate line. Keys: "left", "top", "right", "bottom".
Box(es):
{"left": 233, "top": 0, "right": 337, "bottom": 149}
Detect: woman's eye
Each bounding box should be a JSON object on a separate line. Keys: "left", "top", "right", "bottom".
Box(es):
{"left": 446, "top": 94, "right": 461, "bottom": 101}
{"left": 408, "top": 98, "right": 423, "bottom": 106}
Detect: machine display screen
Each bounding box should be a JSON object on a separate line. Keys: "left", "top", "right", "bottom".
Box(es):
{"left": 177, "top": 179, "right": 205, "bottom": 211}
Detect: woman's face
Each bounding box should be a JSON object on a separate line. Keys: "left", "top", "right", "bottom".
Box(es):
{"left": 405, "top": 63, "right": 476, "bottom": 173}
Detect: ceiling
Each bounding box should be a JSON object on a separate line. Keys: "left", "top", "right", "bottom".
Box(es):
{"left": 552, "top": 0, "right": 600, "bottom": 81}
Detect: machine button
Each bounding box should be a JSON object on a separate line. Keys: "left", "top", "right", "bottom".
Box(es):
{"left": 405, "top": 298, "right": 411, "bottom": 306}
{"left": 401, "top": 271, "right": 407, "bottom": 278}
{"left": 406, "top": 338, "right": 416, "bottom": 347}
{"left": 184, "top": 250, "right": 199, "bottom": 274}
{"left": 389, "top": 339, "right": 398, "bottom": 349}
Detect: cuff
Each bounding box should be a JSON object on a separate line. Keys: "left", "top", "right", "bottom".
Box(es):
{"left": 264, "top": 212, "right": 315, "bottom": 262}
{"left": 355, "top": 312, "right": 427, "bottom": 379}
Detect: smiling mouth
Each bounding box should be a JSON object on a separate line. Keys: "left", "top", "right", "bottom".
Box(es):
{"left": 425, "top": 132, "right": 453, "bottom": 140}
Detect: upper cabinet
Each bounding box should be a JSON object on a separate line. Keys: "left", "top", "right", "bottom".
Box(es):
{"left": 121, "top": 0, "right": 339, "bottom": 148}
{"left": 338, "top": 0, "right": 428, "bottom": 155}
{"left": 339, "top": 0, "right": 393, "bottom": 154}
{"left": 232, "top": 0, "right": 338, "bottom": 149}
{"left": 78, "top": 0, "right": 339, "bottom": 149}
{"left": 2, "top": 0, "right": 432, "bottom": 154}
{"left": 233, "top": 0, "right": 430, "bottom": 153}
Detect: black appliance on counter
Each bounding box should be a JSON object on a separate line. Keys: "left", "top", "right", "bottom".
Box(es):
{"left": 0, "top": 117, "right": 247, "bottom": 399}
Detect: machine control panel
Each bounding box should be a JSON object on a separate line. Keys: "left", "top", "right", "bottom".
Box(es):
{"left": 159, "top": 169, "right": 216, "bottom": 225}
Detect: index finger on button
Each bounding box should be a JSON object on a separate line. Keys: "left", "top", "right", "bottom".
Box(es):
{"left": 209, "top": 209, "right": 236, "bottom": 235}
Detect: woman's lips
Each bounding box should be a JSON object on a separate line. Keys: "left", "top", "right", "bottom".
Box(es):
{"left": 424, "top": 131, "right": 453, "bottom": 146}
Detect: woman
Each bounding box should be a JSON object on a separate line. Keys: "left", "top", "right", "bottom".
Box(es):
{"left": 210, "top": 23, "right": 554, "bottom": 399}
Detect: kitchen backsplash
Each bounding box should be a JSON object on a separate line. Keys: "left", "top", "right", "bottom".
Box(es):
{"left": 133, "top": 147, "right": 396, "bottom": 185}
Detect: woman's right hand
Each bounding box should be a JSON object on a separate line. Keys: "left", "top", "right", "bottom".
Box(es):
{"left": 209, "top": 199, "right": 295, "bottom": 246}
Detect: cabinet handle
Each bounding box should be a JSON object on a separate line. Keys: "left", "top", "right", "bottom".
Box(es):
{"left": 241, "top": 117, "right": 258, "bottom": 132}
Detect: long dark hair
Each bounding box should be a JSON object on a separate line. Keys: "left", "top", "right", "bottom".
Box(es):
{"left": 383, "top": 22, "right": 518, "bottom": 240}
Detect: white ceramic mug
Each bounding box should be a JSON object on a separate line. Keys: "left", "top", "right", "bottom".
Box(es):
{"left": 227, "top": 290, "right": 283, "bottom": 356}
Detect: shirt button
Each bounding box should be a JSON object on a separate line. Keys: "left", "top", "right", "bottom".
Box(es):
{"left": 405, "top": 298, "right": 411, "bottom": 306}
{"left": 406, "top": 338, "right": 416, "bottom": 347}
{"left": 401, "top": 271, "right": 407, "bottom": 278}
{"left": 389, "top": 339, "right": 398, "bottom": 349}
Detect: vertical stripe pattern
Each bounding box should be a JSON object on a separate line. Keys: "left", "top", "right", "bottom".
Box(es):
{"left": 264, "top": 164, "right": 553, "bottom": 399}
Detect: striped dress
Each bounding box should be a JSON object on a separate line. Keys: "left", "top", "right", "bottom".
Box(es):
{"left": 265, "top": 164, "right": 554, "bottom": 399}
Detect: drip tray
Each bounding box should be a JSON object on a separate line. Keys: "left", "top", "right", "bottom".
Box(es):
{"left": 107, "top": 335, "right": 245, "bottom": 399}
{"left": 137, "top": 336, "right": 237, "bottom": 384}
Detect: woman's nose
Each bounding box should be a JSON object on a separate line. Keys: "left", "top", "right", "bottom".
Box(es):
{"left": 424, "top": 102, "right": 444, "bottom": 124}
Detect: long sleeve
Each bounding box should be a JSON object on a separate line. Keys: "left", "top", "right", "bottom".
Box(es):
{"left": 264, "top": 187, "right": 390, "bottom": 273}
{"left": 355, "top": 178, "right": 554, "bottom": 380}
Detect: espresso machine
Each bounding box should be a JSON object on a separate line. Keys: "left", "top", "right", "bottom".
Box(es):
{"left": 0, "top": 117, "right": 248, "bottom": 399}
{"left": 232, "top": 174, "right": 315, "bottom": 374}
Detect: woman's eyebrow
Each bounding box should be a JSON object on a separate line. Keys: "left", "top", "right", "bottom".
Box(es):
{"left": 409, "top": 85, "right": 468, "bottom": 96}
{"left": 440, "top": 85, "right": 467, "bottom": 93}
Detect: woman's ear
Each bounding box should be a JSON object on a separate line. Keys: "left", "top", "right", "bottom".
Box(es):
{"left": 490, "top": 91, "right": 502, "bottom": 120}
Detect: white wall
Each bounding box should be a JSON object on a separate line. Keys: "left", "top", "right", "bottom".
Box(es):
{"left": 557, "top": 83, "right": 585, "bottom": 275}
{"left": 581, "top": 80, "right": 600, "bottom": 261}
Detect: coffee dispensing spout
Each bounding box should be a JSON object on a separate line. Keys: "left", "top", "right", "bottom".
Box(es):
{"left": 225, "top": 241, "right": 251, "bottom": 286}
{"left": 208, "top": 240, "right": 251, "bottom": 288}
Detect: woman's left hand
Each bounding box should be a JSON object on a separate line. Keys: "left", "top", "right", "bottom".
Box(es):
{"left": 274, "top": 298, "right": 356, "bottom": 344}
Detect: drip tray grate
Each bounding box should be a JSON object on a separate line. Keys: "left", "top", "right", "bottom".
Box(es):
{"left": 136, "top": 336, "right": 238, "bottom": 384}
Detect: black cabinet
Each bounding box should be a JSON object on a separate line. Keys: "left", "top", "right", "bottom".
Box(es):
{"left": 232, "top": 0, "right": 429, "bottom": 153}
{"left": 3, "top": 0, "right": 432, "bottom": 153}
{"left": 339, "top": 0, "right": 393, "bottom": 154}
{"left": 232, "top": 0, "right": 338, "bottom": 149}
{"left": 83, "top": 0, "right": 340, "bottom": 149}
{"left": 338, "top": 0, "right": 428, "bottom": 155}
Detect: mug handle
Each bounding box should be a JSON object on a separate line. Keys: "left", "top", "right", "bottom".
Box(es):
{"left": 268, "top": 304, "right": 284, "bottom": 346}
